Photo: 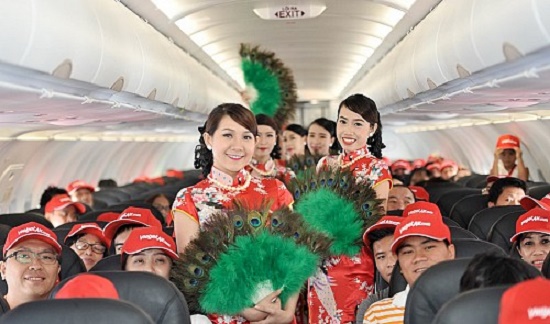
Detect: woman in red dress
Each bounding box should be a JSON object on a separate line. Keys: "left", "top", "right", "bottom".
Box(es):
{"left": 310, "top": 94, "right": 392, "bottom": 324}
{"left": 172, "top": 103, "right": 297, "bottom": 324}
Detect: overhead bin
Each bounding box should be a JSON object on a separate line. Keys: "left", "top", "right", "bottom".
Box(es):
{"left": 0, "top": 0, "right": 240, "bottom": 113}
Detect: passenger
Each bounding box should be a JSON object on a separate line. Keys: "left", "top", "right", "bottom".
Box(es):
{"left": 453, "top": 165, "right": 472, "bottom": 181}
{"left": 510, "top": 207, "right": 550, "bottom": 271}
{"left": 363, "top": 212, "right": 455, "bottom": 324}
{"left": 0, "top": 222, "right": 61, "bottom": 310}
{"left": 408, "top": 167, "right": 429, "bottom": 186}
{"left": 426, "top": 162, "right": 441, "bottom": 179}
{"left": 66, "top": 180, "right": 96, "bottom": 208}
{"left": 459, "top": 253, "right": 539, "bottom": 292}
{"left": 390, "top": 159, "right": 411, "bottom": 181}
{"left": 307, "top": 117, "right": 337, "bottom": 156}
{"left": 386, "top": 185, "right": 415, "bottom": 212}
{"left": 55, "top": 273, "right": 119, "bottom": 299}
{"left": 411, "top": 159, "right": 426, "bottom": 170}
{"left": 120, "top": 227, "right": 178, "bottom": 280}
{"left": 490, "top": 134, "right": 529, "bottom": 181}
{"left": 38, "top": 186, "right": 68, "bottom": 212}
{"left": 103, "top": 206, "right": 162, "bottom": 254}
{"left": 146, "top": 193, "right": 171, "bottom": 221}
{"left": 363, "top": 216, "right": 403, "bottom": 285}
{"left": 172, "top": 103, "right": 295, "bottom": 324}
{"left": 97, "top": 179, "right": 118, "bottom": 190}
{"left": 439, "top": 160, "right": 457, "bottom": 181}
{"left": 408, "top": 186, "right": 430, "bottom": 202}
{"left": 482, "top": 175, "right": 505, "bottom": 195}
{"left": 282, "top": 123, "right": 307, "bottom": 161}
{"left": 487, "top": 177, "right": 527, "bottom": 207}
{"left": 498, "top": 277, "right": 550, "bottom": 324}
{"left": 44, "top": 194, "right": 86, "bottom": 227}
{"left": 64, "top": 223, "right": 108, "bottom": 271}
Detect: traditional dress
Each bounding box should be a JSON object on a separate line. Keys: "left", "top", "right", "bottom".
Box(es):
{"left": 173, "top": 167, "right": 294, "bottom": 324}
{"left": 308, "top": 146, "right": 392, "bottom": 324}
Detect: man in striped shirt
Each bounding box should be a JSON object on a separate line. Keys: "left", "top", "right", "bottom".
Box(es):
{"left": 363, "top": 202, "right": 456, "bottom": 324}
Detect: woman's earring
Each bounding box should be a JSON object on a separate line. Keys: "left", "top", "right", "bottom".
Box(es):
{"left": 369, "top": 132, "right": 374, "bottom": 137}
{"left": 206, "top": 145, "right": 212, "bottom": 150}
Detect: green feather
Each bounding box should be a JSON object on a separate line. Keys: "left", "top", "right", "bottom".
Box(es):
{"left": 241, "top": 59, "right": 281, "bottom": 117}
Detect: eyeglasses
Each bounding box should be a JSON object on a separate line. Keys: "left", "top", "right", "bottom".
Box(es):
{"left": 75, "top": 240, "right": 106, "bottom": 254}
{"left": 4, "top": 250, "right": 59, "bottom": 265}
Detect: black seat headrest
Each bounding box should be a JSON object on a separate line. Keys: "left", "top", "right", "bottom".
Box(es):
{"left": 388, "top": 263, "right": 407, "bottom": 298}
{"left": 449, "top": 226, "right": 478, "bottom": 240}
{"left": 0, "top": 224, "right": 11, "bottom": 245}
{"left": 527, "top": 184, "right": 550, "bottom": 199}
{"left": 487, "top": 211, "right": 524, "bottom": 252}
{"left": 448, "top": 194, "right": 488, "bottom": 229}
{"left": 51, "top": 271, "right": 190, "bottom": 324}
{"left": 468, "top": 205, "right": 524, "bottom": 240}
{"left": 404, "top": 258, "right": 472, "bottom": 324}
{"left": 89, "top": 255, "right": 122, "bottom": 272}
{"left": 437, "top": 188, "right": 481, "bottom": 216}
{"left": 0, "top": 298, "right": 154, "bottom": 324}
{"left": 0, "top": 213, "right": 53, "bottom": 228}
{"left": 432, "top": 286, "right": 509, "bottom": 324}
{"left": 543, "top": 252, "right": 550, "bottom": 279}
{"left": 452, "top": 238, "right": 505, "bottom": 258}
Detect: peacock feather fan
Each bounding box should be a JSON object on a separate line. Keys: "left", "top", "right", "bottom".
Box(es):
{"left": 171, "top": 203, "right": 331, "bottom": 315}
{"left": 288, "top": 168, "right": 385, "bottom": 256}
{"left": 240, "top": 43, "right": 297, "bottom": 127}
{"left": 286, "top": 154, "right": 323, "bottom": 180}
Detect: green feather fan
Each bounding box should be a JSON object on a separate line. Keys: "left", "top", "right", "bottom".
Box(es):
{"left": 289, "top": 168, "right": 385, "bottom": 256}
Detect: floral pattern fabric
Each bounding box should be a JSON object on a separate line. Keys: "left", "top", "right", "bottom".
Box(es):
{"left": 247, "top": 158, "right": 295, "bottom": 183}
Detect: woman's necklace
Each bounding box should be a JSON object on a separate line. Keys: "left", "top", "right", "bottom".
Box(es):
{"left": 249, "top": 160, "right": 275, "bottom": 177}
{"left": 208, "top": 172, "right": 252, "bottom": 192}
{"left": 337, "top": 152, "right": 368, "bottom": 169}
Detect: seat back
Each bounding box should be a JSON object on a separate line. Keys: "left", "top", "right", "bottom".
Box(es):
{"left": 463, "top": 174, "right": 489, "bottom": 188}
{"left": 51, "top": 271, "right": 190, "bottom": 324}
{"left": 432, "top": 286, "right": 508, "bottom": 324}
{"left": 449, "top": 226, "right": 478, "bottom": 240}
{"left": 449, "top": 194, "right": 488, "bottom": 229}
{"left": 404, "top": 258, "right": 472, "bottom": 324}
{"left": 487, "top": 210, "right": 524, "bottom": 252}
{"left": 0, "top": 299, "right": 154, "bottom": 324}
{"left": 388, "top": 263, "right": 407, "bottom": 298}
{"left": 437, "top": 188, "right": 481, "bottom": 216}
{"left": 89, "top": 255, "right": 122, "bottom": 271}
{"left": 0, "top": 213, "right": 53, "bottom": 228}
{"left": 452, "top": 238, "right": 506, "bottom": 258}
{"left": 0, "top": 224, "right": 11, "bottom": 245}
{"left": 468, "top": 205, "right": 524, "bottom": 240}
{"left": 425, "top": 181, "right": 462, "bottom": 203}
{"left": 543, "top": 253, "right": 550, "bottom": 279}
{"left": 527, "top": 184, "right": 550, "bottom": 199}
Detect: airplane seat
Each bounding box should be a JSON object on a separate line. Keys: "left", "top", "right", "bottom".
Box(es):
{"left": 455, "top": 174, "right": 477, "bottom": 186}
{"left": 487, "top": 211, "right": 524, "bottom": 252}
{"left": 0, "top": 224, "right": 11, "bottom": 245}
{"left": 527, "top": 184, "right": 550, "bottom": 200}
{"left": 93, "top": 190, "right": 127, "bottom": 205}
{"left": 0, "top": 213, "right": 53, "bottom": 229}
{"left": 89, "top": 255, "right": 122, "bottom": 271}
{"left": 388, "top": 263, "right": 407, "bottom": 298}
{"left": 0, "top": 298, "right": 154, "bottom": 324}
{"left": 432, "top": 286, "right": 509, "bottom": 324}
{"left": 52, "top": 220, "right": 108, "bottom": 245}
{"left": 542, "top": 253, "right": 550, "bottom": 279}
{"left": 468, "top": 206, "right": 524, "bottom": 240}
{"left": 449, "top": 226, "right": 478, "bottom": 240}
{"left": 448, "top": 194, "right": 488, "bottom": 229}
{"left": 436, "top": 188, "right": 481, "bottom": 216}
{"left": 51, "top": 271, "right": 191, "bottom": 324}
{"left": 424, "top": 182, "right": 462, "bottom": 203}
{"left": 92, "top": 199, "right": 109, "bottom": 210}
{"left": 91, "top": 193, "right": 120, "bottom": 206}
{"left": 403, "top": 258, "right": 472, "bottom": 324}
{"left": 79, "top": 210, "right": 112, "bottom": 222}
{"left": 452, "top": 239, "right": 506, "bottom": 258}
{"left": 463, "top": 174, "right": 489, "bottom": 188}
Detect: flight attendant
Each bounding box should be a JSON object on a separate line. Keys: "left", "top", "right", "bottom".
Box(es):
{"left": 307, "top": 118, "right": 338, "bottom": 157}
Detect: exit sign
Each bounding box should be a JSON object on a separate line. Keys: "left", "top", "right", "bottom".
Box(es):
{"left": 253, "top": 4, "right": 326, "bottom": 20}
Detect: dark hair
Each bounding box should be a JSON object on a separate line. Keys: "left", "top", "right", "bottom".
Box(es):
{"left": 285, "top": 124, "right": 307, "bottom": 137}
{"left": 39, "top": 186, "right": 68, "bottom": 209}
{"left": 256, "top": 114, "right": 282, "bottom": 159}
{"left": 194, "top": 103, "right": 258, "bottom": 176}
{"left": 459, "top": 253, "right": 540, "bottom": 292}
{"left": 338, "top": 94, "right": 385, "bottom": 158}
{"left": 98, "top": 179, "right": 118, "bottom": 189}
{"left": 308, "top": 118, "right": 340, "bottom": 152}
{"left": 366, "top": 228, "right": 395, "bottom": 252}
{"left": 487, "top": 177, "right": 527, "bottom": 204}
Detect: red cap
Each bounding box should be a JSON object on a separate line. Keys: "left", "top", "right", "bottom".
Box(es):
{"left": 363, "top": 216, "right": 402, "bottom": 246}
{"left": 498, "top": 277, "right": 550, "bottom": 324}
{"left": 65, "top": 223, "right": 109, "bottom": 247}
{"left": 391, "top": 160, "right": 411, "bottom": 172}
{"left": 55, "top": 274, "right": 119, "bottom": 300}
{"left": 409, "top": 186, "right": 430, "bottom": 202}
{"left": 66, "top": 180, "right": 96, "bottom": 195}
{"left": 391, "top": 213, "right": 451, "bottom": 254}
{"left": 427, "top": 154, "right": 443, "bottom": 163}
{"left": 166, "top": 169, "right": 184, "bottom": 179}
{"left": 45, "top": 194, "right": 86, "bottom": 214}
{"left": 103, "top": 207, "right": 162, "bottom": 240}
{"left": 412, "top": 159, "right": 426, "bottom": 169}
{"left": 97, "top": 212, "right": 121, "bottom": 223}
{"left": 3, "top": 222, "right": 62, "bottom": 256}
{"left": 426, "top": 163, "right": 440, "bottom": 171}
{"left": 403, "top": 201, "right": 442, "bottom": 218}
{"left": 439, "top": 160, "right": 457, "bottom": 171}
{"left": 520, "top": 194, "right": 550, "bottom": 211}
{"left": 496, "top": 134, "right": 520, "bottom": 149}
{"left": 510, "top": 208, "right": 550, "bottom": 243}
{"left": 121, "top": 227, "right": 178, "bottom": 260}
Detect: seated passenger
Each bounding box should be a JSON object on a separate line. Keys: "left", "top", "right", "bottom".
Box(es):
{"left": 453, "top": 165, "right": 471, "bottom": 181}
{"left": 459, "top": 253, "right": 539, "bottom": 292}
{"left": 38, "top": 186, "right": 68, "bottom": 213}
{"left": 386, "top": 185, "right": 415, "bottom": 211}
{"left": 44, "top": 194, "right": 86, "bottom": 227}
{"left": 64, "top": 223, "right": 108, "bottom": 271}
{"left": 408, "top": 167, "right": 429, "bottom": 186}
{"left": 490, "top": 134, "right": 529, "bottom": 181}
{"left": 390, "top": 160, "right": 411, "bottom": 183}
{"left": 409, "top": 186, "right": 430, "bottom": 202}
{"left": 120, "top": 227, "right": 178, "bottom": 280}
{"left": 146, "top": 193, "right": 171, "bottom": 221}
{"left": 363, "top": 212, "right": 455, "bottom": 324}
{"left": 487, "top": 177, "right": 527, "bottom": 207}
{"left": 0, "top": 223, "right": 61, "bottom": 310}
{"left": 498, "top": 277, "right": 550, "bottom": 324}
{"left": 103, "top": 207, "right": 162, "bottom": 254}
{"left": 66, "top": 180, "right": 96, "bottom": 209}
{"left": 426, "top": 162, "right": 441, "bottom": 179}
{"left": 55, "top": 273, "right": 119, "bottom": 299}
{"left": 510, "top": 207, "right": 550, "bottom": 271}
{"left": 364, "top": 216, "right": 403, "bottom": 285}
{"left": 439, "top": 160, "right": 457, "bottom": 181}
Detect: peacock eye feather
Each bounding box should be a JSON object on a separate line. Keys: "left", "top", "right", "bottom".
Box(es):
{"left": 362, "top": 203, "right": 370, "bottom": 210}
{"left": 294, "top": 190, "right": 300, "bottom": 200}
{"left": 320, "top": 179, "right": 326, "bottom": 186}
{"left": 249, "top": 217, "right": 261, "bottom": 227}
{"left": 234, "top": 219, "right": 243, "bottom": 228}
{"left": 271, "top": 218, "right": 280, "bottom": 227}
{"left": 310, "top": 181, "right": 316, "bottom": 190}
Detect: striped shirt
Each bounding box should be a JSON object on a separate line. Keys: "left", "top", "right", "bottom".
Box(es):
{"left": 362, "top": 287, "right": 408, "bottom": 324}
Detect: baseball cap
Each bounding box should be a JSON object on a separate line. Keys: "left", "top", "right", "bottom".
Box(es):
{"left": 426, "top": 163, "right": 441, "bottom": 171}
{"left": 412, "top": 159, "right": 426, "bottom": 169}
{"left": 520, "top": 194, "right": 550, "bottom": 211}
{"left": 498, "top": 277, "right": 550, "bottom": 324}
{"left": 391, "top": 213, "right": 451, "bottom": 254}
{"left": 96, "top": 212, "right": 121, "bottom": 223}
{"left": 45, "top": 194, "right": 86, "bottom": 214}
{"left": 403, "top": 201, "right": 442, "bottom": 218}
{"left": 391, "top": 160, "right": 411, "bottom": 172}
{"left": 409, "top": 186, "right": 430, "bottom": 202}
{"left": 496, "top": 134, "right": 520, "bottom": 149}
{"left": 439, "top": 160, "right": 457, "bottom": 171}
{"left": 121, "top": 227, "right": 178, "bottom": 260}
{"left": 363, "top": 216, "right": 402, "bottom": 246}
{"left": 3, "top": 222, "right": 62, "bottom": 256}
{"left": 55, "top": 274, "right": 119, "bottom": 299}
{"left": 510, "top": 208, "right": 550, "bottom": 243}
{"left": 103, "top": 207, "right": 162, "bottom": 241}
{"left": 66, "top": 180, "right": 96, "bottom": 195}
{"left": 65, "top": 223, "right": 109, "bottom": 247}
